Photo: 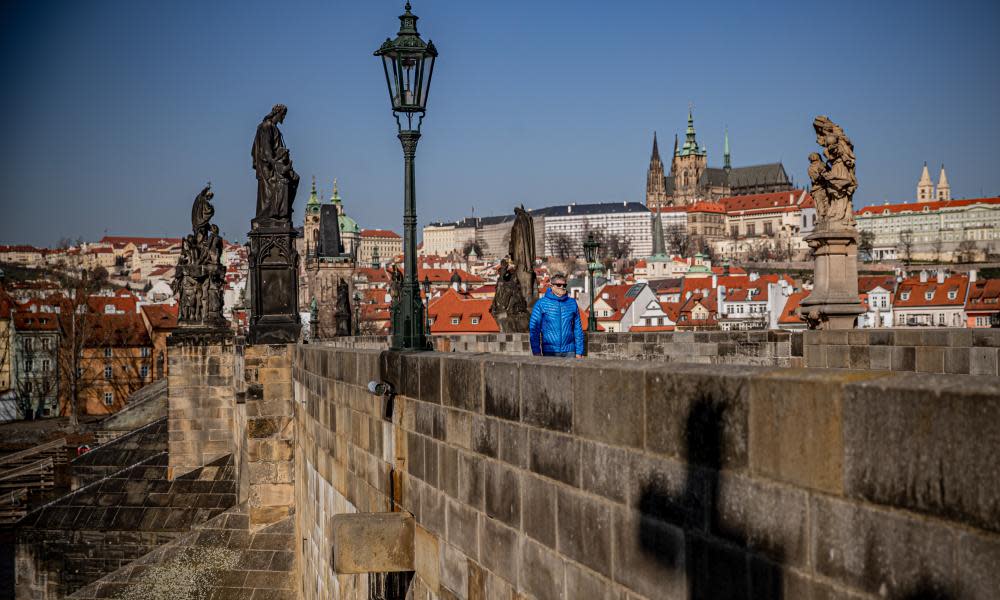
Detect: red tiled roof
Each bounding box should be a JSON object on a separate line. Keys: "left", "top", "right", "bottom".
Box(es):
{"left": 858, "top": 275, "right": 896, "bottom": 294}
{"left": 87, "top": 292, "right": 139, "bottom": 314}
{"left": 965, "top": 278, "right": 1000, "bottom": 313}
{"left": 710, "top": 266, "right": 747, "bottom": 276}
{"left": 141, "top": 304, "right": 179, "bottom": 330}
{"left": 688, "top": 201, "right": 726, "bottom": 214}
{"left": 894, "top": 274, "right": 969, "bottom": 308}
{"left": 361, "top": 229, "right": 401, "bottom": 239}
{"left": 778, "top": 290, "right": 809, "bottom": 324}
{"left": 100, "top": 236, "right": 183, "bottom": 248}
{"left": 856, "top": 197, "right": 1000, "bottom": 217}
{"left": 721, "top": 190, "right": 813, "bottom": 214}
{"left": 0, "top": 245, "right": 46, "bottom": 253}
{"left": 83, "top": 313, "right": 152, "bottom": 347}
{"left": 13, "top": 312, "right": 60, "bottom": 331}
{"left": 427, "top": 289, "right": 499, "bottom": 334}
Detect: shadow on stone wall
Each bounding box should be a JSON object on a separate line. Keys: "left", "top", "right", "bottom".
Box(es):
{"left": 637, "top": 396, "right": 785, "bottom": 599}
{"left": 636, "top": 396, "right": 963, "bottom": 600}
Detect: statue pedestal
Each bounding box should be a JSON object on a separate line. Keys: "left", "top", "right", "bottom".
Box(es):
{"left": 797, "top": 225, "right": 865, "bottom": 330}
{"left": 248, "top": 220, "right": 301, "bottom": 344}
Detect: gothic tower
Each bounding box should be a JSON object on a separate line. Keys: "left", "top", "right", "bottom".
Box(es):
{"left": 917, "top": 162, "right": 934, "bottom": 202}
{"left": 645, "top": 132, "right": 669, "bottom": 209}
{"left": 670, "top": 108, "right": 708, "bottom": 206}
{"left": 936, "top": 165, "right": 951, "bottom": 201}
{"left": 304, "top": 176, "right": 321, "bottom": 258}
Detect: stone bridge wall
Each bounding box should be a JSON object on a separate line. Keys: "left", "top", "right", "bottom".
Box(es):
{"left": 291, "top": 346, "right": 1000, "bottom": 600}
{"left": 314, "top": 328, "right": 1000, "bottom": 375}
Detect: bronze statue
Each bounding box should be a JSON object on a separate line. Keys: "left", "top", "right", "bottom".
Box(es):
{"left": 810, "top": 116, "right": 857, "bottom": 229}
{"left": 510, "top": 205, "right": 537, "bottom": 311}
{"left": 490, "top": 258, "right": 529, "bottom": 333}
{"left": 173, "top": 184, "right": 227, "bottom": 328}
{"left": 251, "top": 104, "right": 299, "bottom": 223}
{"left": 334, "top": 278, "right": 352, "bottom": 337}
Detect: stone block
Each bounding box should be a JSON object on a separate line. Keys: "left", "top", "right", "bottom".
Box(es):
{"left": 442, "top": 356, "right": 483, "bottom": 413}
{"left": 497, "top": 421, "right": 528, "bottom": 469}
{"left": 826, "top": 345, "right": 850, "bottom": 368}
{"left": 439, "top": 542, "right": 469, "bottom": 600}
{"left": 458, "top": 451, "right": 484, "bottom": 511}
{"left": 581, "top": 441, "right": 630, "bottom": 504}
{"left": 472, "top": 416, "right": 498, "bottom": 458}
{"left": 424, "top": 438, "right": 440, "bottom": 488}
{"left": 890, "top": 346, "right": 915, "bottom": 371}
{"left": 611, "top": 506, "right": 687, "bottom": 600}
{"left": 519, "top": 361, "right": 573, "bottom": 433}
{"left": 915, "top": 346, "right": 945, "bottom": 373}
{"left": 440, "top": 445, "right": 459, "bottom": 499}
{"left": 484, "top": 461, "right": 521, "bottom": 528}
{"left": 944, "top": 347, "right": 970, "bottom": 374}
{"left": 556, "top": 487, "right": 613, "bottom": 577}
{"left": 957, "top": 530, "right": 1000, "bottom": 600}
{"left": 418, "top": 355, "right": 442, "bottom": 404}
{"left": 564, "top": 561, "right": 616, "bottom": 600}
{"left": 518, "top": 539, "right": 565, "bottom": 600}
{"left": 970, "top": 347, "right": 998, "bottom": 376}
{"left": 447, "top": 499, "right": 479, "bottom": 559}
{"left": 484, "top": 358, "right": 521, "bottom": 421}
{"left": 750, "top": 369, "right": 887, "bottom": 494}
{"left": 973, "top": 329, "right": 1000, "bottom": 347}
{"left": 528, "top": 429, "right": 579, "bottom": 487}
{"left": 848, "top": 345, "right": 869, "bottom": 369}
{"left": 646, "top": 364, "right": 754, "bottom": 470}
{"left": 522, "top": 473, "right": 557, "bottom": 548}
{"left": 843, "top": 373, "right": 1000, "bottom": 533}
{"left": 804, "top": 344, "right": 826, "bottom": 368}
{"left": 869, "top": 346, "right": 891, "bottom": 371}
{"left": 572, "top": 362, "right": 646, "bottom": 448}
{"left": 810, "top": 495, "right": 956, "bottom": 598}
{"left": 712, "top": 472, "right": 809, "bottom": 568}
{"left": 629, "top": 453, "right": 707, "bottom": 531}
{"left": 414, "top": 524, "right": 440, "bottom": 594}
{"left": 479, "top": 515, "right": 520, "bottom": 581}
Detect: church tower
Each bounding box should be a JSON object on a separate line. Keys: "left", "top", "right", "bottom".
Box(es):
{"left": 670, "top": 108, "right": 708, "bottom": 206}
{"left": 936, "top": 165, "right": 951, "bottom": 201}
{"left": 645, "top": 132, "right": 669, "bottom": 209}
{"left": 917, "top": 162, "right": 934, "bottom": 202}
{"left": 304, "top": 176, "right": 321, "bottom": 258}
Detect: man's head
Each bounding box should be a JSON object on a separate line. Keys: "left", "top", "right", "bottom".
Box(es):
{"left": 550, "top": 273, "right": 567, "bottom": 297}
{"left": 267, "top": 103, "right": 288, "bottom": 124}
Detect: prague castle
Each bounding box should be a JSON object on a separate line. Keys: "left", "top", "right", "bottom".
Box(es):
{"left": 646, "top": 110, "right": 793, "bottom": 209}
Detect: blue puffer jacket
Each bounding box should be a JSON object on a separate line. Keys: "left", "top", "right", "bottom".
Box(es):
{"left": 529, "top": 289, "right": 584, "bottom": 356}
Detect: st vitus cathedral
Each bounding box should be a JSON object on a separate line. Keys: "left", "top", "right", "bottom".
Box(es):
{"left": 646, "top": 110, "right": 793, "bottom": 209}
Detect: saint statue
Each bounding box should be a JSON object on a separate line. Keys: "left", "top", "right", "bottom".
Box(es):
{"left": 509, "top": 205, "right": 538, "bottom": 312}
{"left": 251, "top": 104, "right": 299, "bottom": 223}
{"left": 173, "top": 183, "right": 227, "bottom": 328}
{"left": 809, "top": 116, "right": 857, "bottom": 230}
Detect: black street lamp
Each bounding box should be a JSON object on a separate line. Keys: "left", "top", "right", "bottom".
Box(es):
{"left": 376, "top": 2, "right": 438, "bottom": 351}
{"left": 583, "top": 232, "right": 601, "bottom": 333}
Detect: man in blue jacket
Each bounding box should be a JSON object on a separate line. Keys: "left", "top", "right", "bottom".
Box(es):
{"left": 529, "top": 273, "right": 584, "bottom": 358}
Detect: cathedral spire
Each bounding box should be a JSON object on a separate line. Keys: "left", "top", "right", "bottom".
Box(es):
{"left": 724, "top": 128, "right": 731, "bottom": 171}
{"left": 651, "top": 131, "right": 660, "bottom": 160}
{"left": 307, "top": 175, "right": 319, "bottom": 205}
{"left": 646, "top": 132, "right": 668, "bottom": 209}
{"left": 650, "top": 209, "right": 666, "bottom": 257}
{"left": 678, "top": 106, "right": 706, "bottom": 157}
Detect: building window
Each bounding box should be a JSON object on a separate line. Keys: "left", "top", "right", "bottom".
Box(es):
{"left": 747, "top": 224, "right": 756, "bottom": 236}
{"left": 141, "top": 365, "right": 149, "bottom": 378}
{"left": 900, "top": 292, "right": 910, "bottom": 301}
{"left": 947, "top": 291, "right": 957, "bottom": 300}
{"left": 764, "top": 222, "right": 773, "bottom": 236}
{"left": 141, "top": 347, "right": 150, "bottom": 358}
{"left": 104, "top": 392, "right": 114, "bottom": 406}
{"left": 451, "top": 317, "right": 460, "bottom": 325}
{"left": 25, "top": 359, "right": 33, "bottom": 372}
{"left": 925, "top": 291, "right": 933, "bottom": 301}
{"left": 938, "top": 313, "right": 945, "bottom": 325}
{"left": 470, "top": 317, "right": 480, "bottom": 325}
{"left": 104, "top": 347, "right": 112, "bottom": 358}
{"left": 42, "top": 339, "right": 50, "bottom": 350}
{"left": 24, "top": 339, "right": 33, "bottom": 352}
{"left": 104, "top": 365, "right": 112, "bottom": 379}
{"left": 42, "top": 359, "right": 50, "bottom": 373}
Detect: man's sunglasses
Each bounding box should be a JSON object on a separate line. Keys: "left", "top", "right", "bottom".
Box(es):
{"left": 551, "top": 283, "right": 567, "bottom": 288}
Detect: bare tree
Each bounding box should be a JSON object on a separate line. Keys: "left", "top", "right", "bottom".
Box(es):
{"left": 461, "top": 239, "right": 484, "bottom": 258}
{"left": 955, "top": 240, "right": 978, "bottom": 264}
{"left": 930, "top": 237, "right": 944, "bottom": 263}
{"left": 858, "top": 230, "right": 875, "bottom": 262}
{"left": 899, "top": 230, "right": 914, "bottom": 267}
{"left": 56, "top": 270, "right": 106, "bottom": 429}
{"left": 665, "top": 225, "right": 691, "bottom": 257}
{"left": 549, "top": 233, "right": 576, "bottom": 262}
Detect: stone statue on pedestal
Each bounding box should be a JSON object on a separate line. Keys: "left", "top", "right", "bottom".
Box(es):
{"left": 246, "top": 104, "right": 301, "bottom": 344}
{"left": 489, "top": 206, "right": 536, "bottom": 333}
{"left": 797, "top": 116, "right": 865, "bottom": 330}
{"left": 174, "top": 184, "right": 228, "bottom": 330}
{"left": 334, "top": 278, "right": 353, "bottom": 337}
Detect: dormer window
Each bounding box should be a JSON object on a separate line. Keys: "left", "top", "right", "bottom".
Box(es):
{"left": 947, "top": 291, "right": 957, "bottom": 300}
{"left": 925, "top": 291, "right": 934, "bottom": 301}
{"left": 450, "top": 317, "right": 460, "bottom": 325}
{"left": 900, "top": 292, "right": 910, "bottom": 301}
{"left": 470, "top": 317, "right": 480, "bottom": 325}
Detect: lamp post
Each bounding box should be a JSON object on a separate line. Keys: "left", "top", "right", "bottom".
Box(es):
{"left": 583, "top": 232, "right": 601, "bottom": 333}
{"left": 376, "top": 2, "right": 437, "bottom": 351}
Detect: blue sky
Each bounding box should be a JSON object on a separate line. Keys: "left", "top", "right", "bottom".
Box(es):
{"left": 1, "top": 0, "right": 998, "bottom": 245}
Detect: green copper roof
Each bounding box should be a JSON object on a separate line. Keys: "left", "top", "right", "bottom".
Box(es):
{"left": 330, "top": 178, "right": 341, "bottom": 204}
{"left": 339, "top": 214, "right": 360, "bottom": 234}
{"left": 306, "top": 176, "right": 320, "bottom": 214}
{"left": 676, "top": 108, "right": 707, "bottom": 158}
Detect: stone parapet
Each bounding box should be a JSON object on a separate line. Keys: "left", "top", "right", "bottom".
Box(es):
{"left": 167, "top": 337, "right": 236, "bottom": 479}
{"left": 292, "top": 345, "right": 1000, "bottom": 600}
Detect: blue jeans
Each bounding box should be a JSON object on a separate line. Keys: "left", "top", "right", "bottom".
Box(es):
{"left": 543, "top": 351, "right": 574, "bottom": 358}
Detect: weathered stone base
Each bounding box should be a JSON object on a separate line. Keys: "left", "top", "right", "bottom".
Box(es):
{"left": 798, "top": 228, "right": 865, "bottom": 330}
{"left": 167, "top": 338, "right": 236, "bottom": 479}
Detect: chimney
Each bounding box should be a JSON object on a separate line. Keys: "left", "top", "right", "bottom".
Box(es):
{"left": 937, "top": 270, "right": 945, "bottom": 285}
{"left": 970, "top": 269, "right": 977, "bottom": 283}
{"left": 749, "top": 272, "right": 759, "bottom": 282}
{"left": 567, "top": 205, "right": 572, "bottom": 214}
{"left": 712, "top": 274, "right": 718, "bottom": 288}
